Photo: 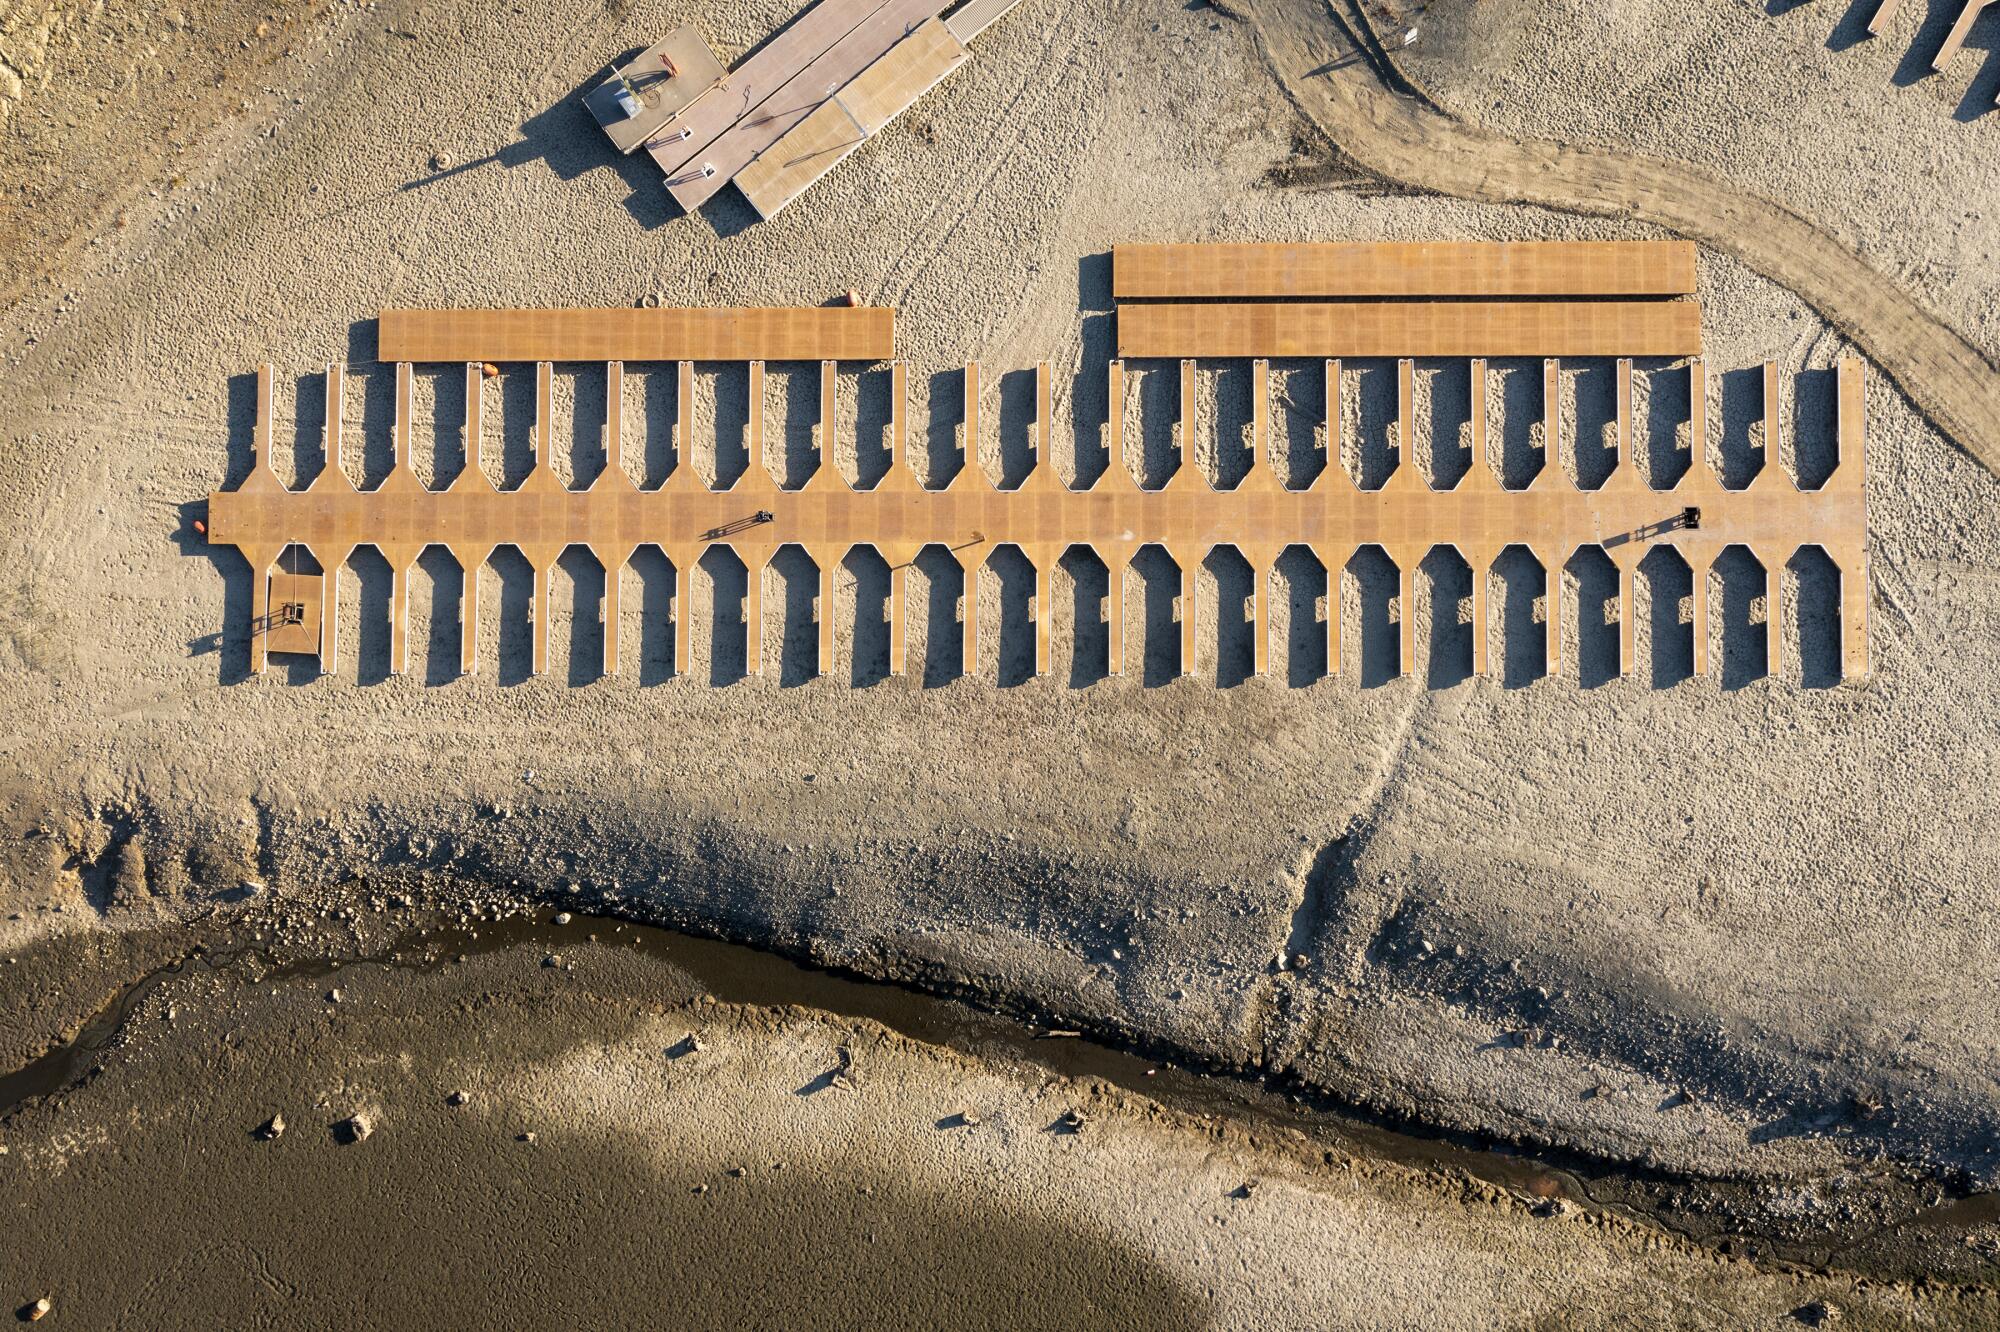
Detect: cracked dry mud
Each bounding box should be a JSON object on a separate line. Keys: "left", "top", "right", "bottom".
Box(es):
{"left": 2, "top": 0, "right": 1997, "bottom": 1324}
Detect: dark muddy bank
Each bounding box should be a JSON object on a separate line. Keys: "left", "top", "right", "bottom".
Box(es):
{"left": 5, "top": 899, "right": 1996, "bottom": 1290}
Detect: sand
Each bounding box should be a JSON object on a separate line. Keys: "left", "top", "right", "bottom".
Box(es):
{"left": 1, "top": 0, "right": 1997, "bottom": 1317}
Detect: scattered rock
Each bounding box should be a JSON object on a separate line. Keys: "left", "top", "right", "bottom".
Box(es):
{"left": 255, "top": 1112, "right": 285, "bottom": 1140}
{"left": 552, "top": 912, "right": 571, "bottom": 926}
{"left": 516, "top": 1132, "right": 536, "bottom": 1144}
{"left": 1058, "top": 1108, "right": 1089, "bottom": 1133}
{"left": 541, "top": 954, "right": 560, "bottom": 968}
{"left": 430, "top": 151, "right": 451, "bottom": 171}
{"left": 1791, "top": 1300, "right": 1841, "bottom": 1327}
{"left": 333, "top": 1113, "right": 371, "bottom": 1144}
{"left": 446, "top": 1090, "right": 470, "bottom": 1107}
{"left": 690, "top": 1182, "right": 709, "bottom": 1194}
{"left": 23, "top": 1296, "right": 51, "bottom": 1321}
{"left": 1531, "top": 1198, "right": 1573, "bottom": 1219}
{"left": 326, "top": 988, "right": 342, "bottom": 1003}
{"left": 1233, "top": 1179, "right": 1259, "bottom": 1199}
{"left": 727, "top": 1165, "right": 747, "bottom": 1177}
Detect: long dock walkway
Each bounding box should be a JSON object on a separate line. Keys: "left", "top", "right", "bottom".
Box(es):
{"left": 210, "top": 354, "right": 1866, "bottom": 687}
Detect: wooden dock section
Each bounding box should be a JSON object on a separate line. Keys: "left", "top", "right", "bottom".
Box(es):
{"left": 210, "top": 352, "right": 1869, "bottom": 686}
{"left": 943, "top": 0, "right": 1025, "bottom": 40}
{"left": 1933, "top": 0, "right": 1996, "bottom": 70}
{"left": 667, "top": 0, "right": 955, "bottom": 212}
{"left": 605, "top": 0, "right": 1023, "bottom": 218}
{"left": 1116, "top": 301, "right": 1702, "bottom": 359}
{"left": 376, "top": 306, "right": 894, "bottom": 364}
{"left": 644, "top": 0, "right": 888, "bottom": 182}
{"left": 584, "top": 27, "right": 726, "bottom": 156}
{"left": 1112, "top": 241, "right": 1698, "bottom": 301}
{"left": 735, "top": 17, "right": 970, "bottom": 220}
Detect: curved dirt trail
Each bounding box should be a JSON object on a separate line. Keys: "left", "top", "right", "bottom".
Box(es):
{"left": 1239, "top": 0, "right": 2000, "bottom": 480}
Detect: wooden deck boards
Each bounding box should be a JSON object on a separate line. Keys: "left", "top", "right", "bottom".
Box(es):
{"left": 667, "top": 0, "right": 953, "bottom": 211}
{"left": 646, "top": 0, "right": 889, "bottom": 181}
{"left": 735, "top": 17, "right": 968, "bottom": 219}
{"left": 1115, "top": 301, "right": 1703, "bottom": 359}
{"left": 212, "top": 354, "right": 1866, "bottom": 683}
{"left": 1933, "top": 0, "right": 1996, "bottom": 69}
{"left": 1111, "top": 241, "right": 1699, "bottom": 300}
{"left": 585, "top": 28, "right": 727, "bottom": 155}
{"left": 376, "top": 307, "right": 895, "bottom": 363}
{"left": 943, "top": 0, "right": 1026, "bottom": 41}
{"left": 1868, "top": 0, "right": 1904, "bottom": 34}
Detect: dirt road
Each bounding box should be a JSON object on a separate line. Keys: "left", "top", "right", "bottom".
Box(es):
{"left": 1239, "top": 0, "right": 2000, "bottom": 479}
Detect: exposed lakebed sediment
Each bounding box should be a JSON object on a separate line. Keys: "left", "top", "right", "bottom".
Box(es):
{"left": 3, "top": 891, "right": 1996, "bottom": 1295}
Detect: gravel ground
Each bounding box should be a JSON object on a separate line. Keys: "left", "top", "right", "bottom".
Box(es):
{"left": 1403, "top": 0, "right": 2000, "bottom": 362}
{"left": 0, "top": 0, "right": 1997, "bottom": 1312}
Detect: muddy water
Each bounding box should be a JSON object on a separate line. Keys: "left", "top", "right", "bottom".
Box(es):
{"left": 3, "top": 907, "right": 1994, "bottom": 1285}
{"left": 0, "top": 916, "right": 1210, "bottom": 1329}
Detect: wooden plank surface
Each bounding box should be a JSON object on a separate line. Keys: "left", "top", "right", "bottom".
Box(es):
{"left": 647, "top": 0, "right": 888, "bottom": 180}
{"left": 669, "top": 0, "right": 952, "bottom": 210}
{"left": 586, "top": 27, "right": 726, "bottom": 155}
{"left": 736, "top": 17, "right": 967, "bottom": 218}
{"left": 212, "top": 356, "right": 1866, "bottom": 681}
{"left": 737, "top": 101, "right": 868, "bottom": 219}
{"left": 377, "top": 307, "right": 895, "bottom": 363}
{"left": 840, "top": 15, "right": 966, "bottom": 131}
{"left": 1116, "top": 301, "right": 1702, "bottom": 358}
{"left": 1933, "top": 0, "right": 1996, "bottom": 69}
{"left": 1111, "top": 241, "right": 1699, "bottom": 300}
{"left": 944, "top": 0, "right": 1025, "bottom": 41}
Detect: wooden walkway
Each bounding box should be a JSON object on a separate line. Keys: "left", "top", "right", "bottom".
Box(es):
{"left": 209, "top": 353, "right": 1867, "bottom": 686}
{"left": 1933, "top": 0, "right": 1996, "bottom": 70}
{"left": 1112, "top": 241, "right": 1698, "bottom": 300}
{"left": 376, "top": 306, "right": 894, "bottom": 364}
{"left": 736, "top": 17, "right": 969, "bottom": 219}
{"left": 610, "top": 0, "right": 1022, "bottom": 217}
{"left": 1115, "top": 301, "right": 1702, "bottom": 359}
{"left": 645, "top": 0, "right": 888, "bottom": 183}
{"left": 666, "top": 0, "right": 955, "bottom": 212}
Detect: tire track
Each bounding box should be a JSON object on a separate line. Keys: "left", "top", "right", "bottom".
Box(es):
{"left": 1238, "top": 0, "right": 2000, "bottom": 481}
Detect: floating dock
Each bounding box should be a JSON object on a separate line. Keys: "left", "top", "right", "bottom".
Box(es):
{"left": 594, "top": 0, "right": 1026, "bottom": 221}
{"left": 205, "top": 244, "right": 1867, "bottom": 686}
